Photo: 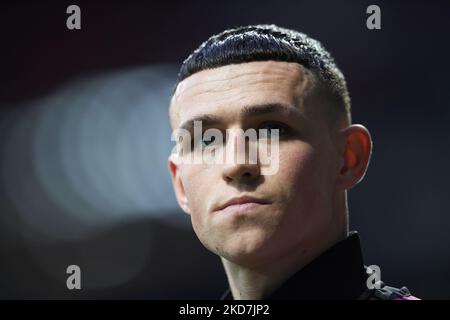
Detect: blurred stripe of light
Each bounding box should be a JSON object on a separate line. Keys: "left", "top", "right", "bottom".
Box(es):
{"left": 0, "top": 65, "right": 187, "bottom": 290}
{"left": 0, "top": 65, "right": 183, "bottom": 244}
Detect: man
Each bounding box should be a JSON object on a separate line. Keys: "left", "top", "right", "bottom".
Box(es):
{"left": 168, "top": 24, "right": 418, "bottom": 300}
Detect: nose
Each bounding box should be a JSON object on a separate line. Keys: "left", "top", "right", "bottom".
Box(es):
{"left": 221, "top": 131, "right": 261, "bottom": 183}
{"left": 222, "top": 162, "right": 261, "bottom": 183}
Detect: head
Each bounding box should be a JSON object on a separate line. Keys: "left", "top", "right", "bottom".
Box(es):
{"left": 168, "top": 25, "right": 372, "bottom": 268}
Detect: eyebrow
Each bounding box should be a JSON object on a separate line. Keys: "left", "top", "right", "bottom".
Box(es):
{"left": 178, "top": 103, "right": 303, "bottom": 131}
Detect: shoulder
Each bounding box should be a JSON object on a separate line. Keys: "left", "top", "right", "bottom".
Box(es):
{"left": 361, "top": 265, "right": 420, "bottom": 300}
{"left": 360, "top": 281, "right": 420, "bottom": 300}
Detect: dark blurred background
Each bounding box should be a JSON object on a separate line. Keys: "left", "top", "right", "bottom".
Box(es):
{"left": 0, "top": 0, "right": 449, "bottom": 299}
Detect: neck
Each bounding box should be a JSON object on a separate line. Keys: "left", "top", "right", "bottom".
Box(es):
{"left": 221, "top": 192, "right": 348, "bottom": 300}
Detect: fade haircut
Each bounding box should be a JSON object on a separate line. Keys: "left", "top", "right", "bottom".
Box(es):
{"left": 173, "top": 24, "right": 351, "bottom": 125}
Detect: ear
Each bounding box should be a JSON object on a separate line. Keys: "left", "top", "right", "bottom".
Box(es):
{"left": 168, "top": 154, "right": 191, "bottom": 215}
{"left": 336, "top": 124, "right": 372, "bottom": 190}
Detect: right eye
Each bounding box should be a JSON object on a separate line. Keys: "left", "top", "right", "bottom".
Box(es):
{"left": 192, "top": 134, "right": 218, "bottom": 149}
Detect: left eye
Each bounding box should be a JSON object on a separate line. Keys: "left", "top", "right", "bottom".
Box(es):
{"left": 258, "top": 123, "right": 288, "bottom": 138}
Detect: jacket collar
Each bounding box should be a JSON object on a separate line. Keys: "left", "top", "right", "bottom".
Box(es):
{"left": 220, "top": 231, "right": 367, "bottom": 300}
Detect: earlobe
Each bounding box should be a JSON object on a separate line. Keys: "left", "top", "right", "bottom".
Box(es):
{"left": 168, "top": 156, "right": 191, "bottom": 215}
{"left": 338, "top": 124, "right": 372, "bottom": 190}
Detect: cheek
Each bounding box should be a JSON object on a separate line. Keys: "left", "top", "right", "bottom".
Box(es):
{"left": 277, "top": 142, "right": 331, "bottom": 209}
{"left": 180, "top": 165, "right": 213, "bottom": 224}
{"left": 180, "top": 165, "right": 224, "bottom": 252}
{"left": 279, "top": 142, "right": 316, "bottom": 184}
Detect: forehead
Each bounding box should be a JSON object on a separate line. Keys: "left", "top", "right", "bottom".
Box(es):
{"left": 170, "top": 61, "right": 315, "bottom": 127}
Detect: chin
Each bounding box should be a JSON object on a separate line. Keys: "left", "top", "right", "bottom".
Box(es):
{"left": 217, "top": 236, "right": 277, "bottom": 267}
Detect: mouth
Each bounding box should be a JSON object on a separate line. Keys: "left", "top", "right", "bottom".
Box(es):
{"left": 214, "top": 196, "right": 271, "bottom": 215}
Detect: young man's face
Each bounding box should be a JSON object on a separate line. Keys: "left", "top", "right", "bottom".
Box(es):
{"left": 169, "top": 61, "right": 346, "bottom": 267}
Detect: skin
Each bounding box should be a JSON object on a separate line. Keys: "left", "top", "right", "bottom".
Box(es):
{"left": 168, "top": 61, "right": 372, "bottom": 299}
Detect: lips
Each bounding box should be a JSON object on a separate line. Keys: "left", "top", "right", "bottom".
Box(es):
{"left": 215, "top": 195, "right": 271, "bottom": 214}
